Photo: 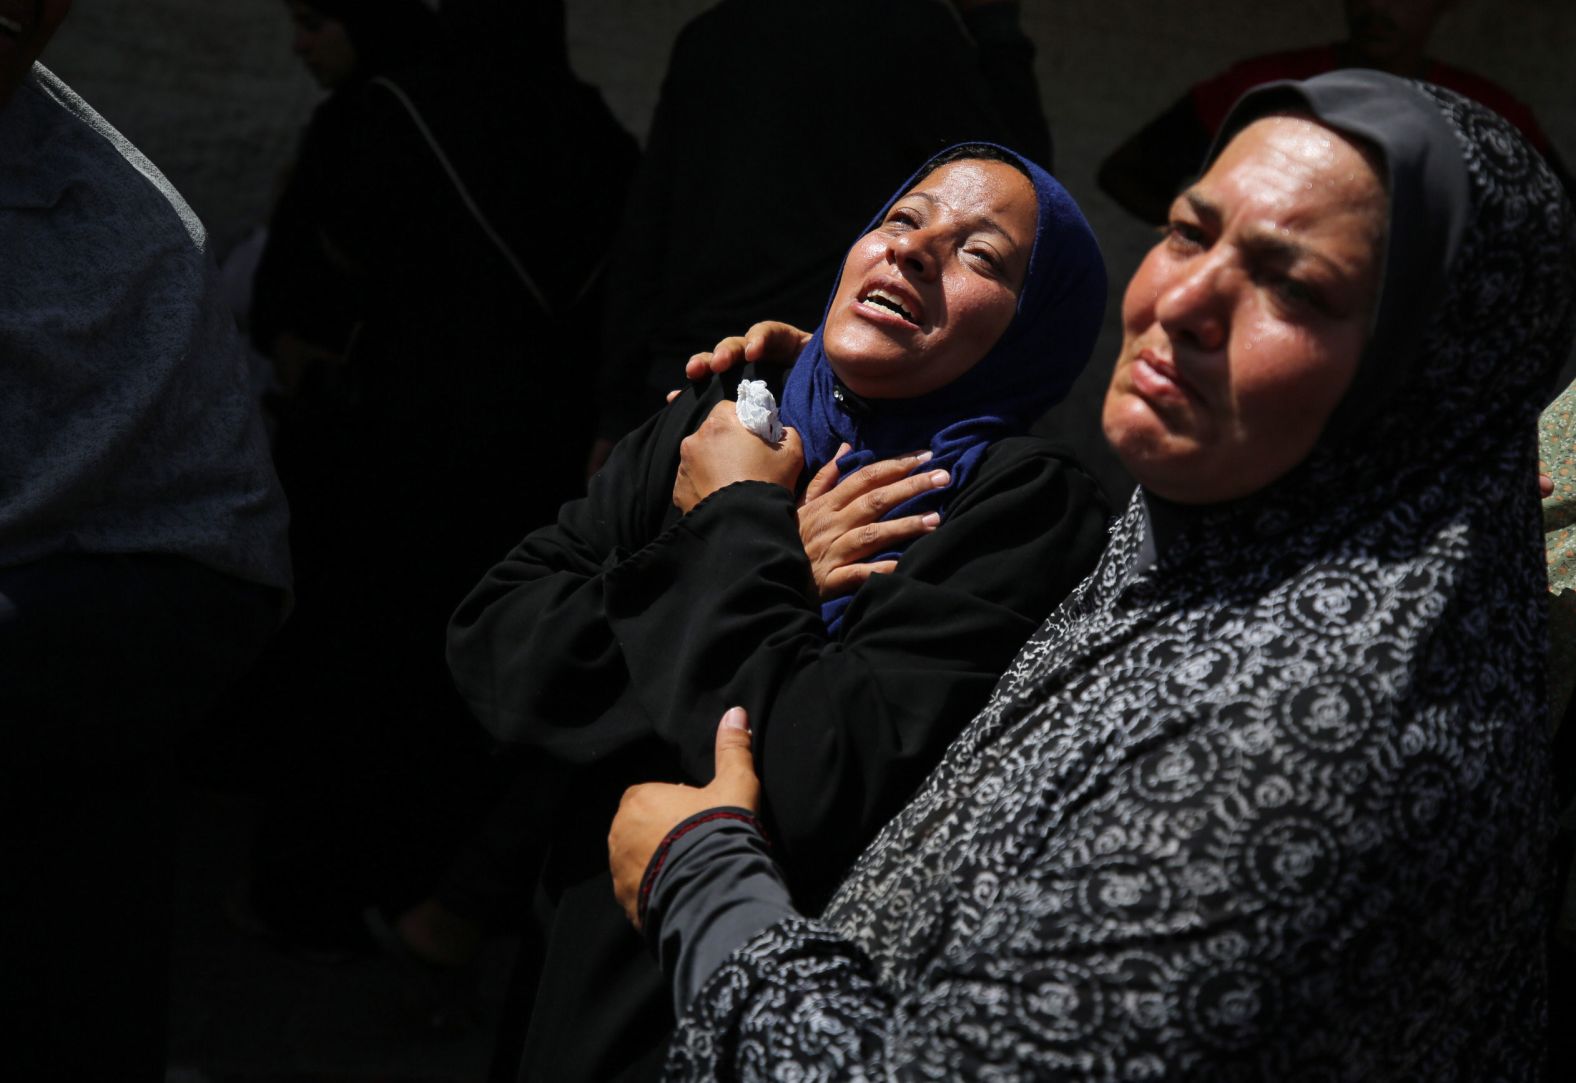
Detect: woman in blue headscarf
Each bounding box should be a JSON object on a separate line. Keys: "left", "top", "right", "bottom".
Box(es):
{"left": 448, "top": 143, "right": 1108, "bottom": 1081}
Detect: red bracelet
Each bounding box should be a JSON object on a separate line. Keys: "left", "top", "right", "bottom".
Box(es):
{"left": 637, "top": 807, "right": 765, "bottom": 930}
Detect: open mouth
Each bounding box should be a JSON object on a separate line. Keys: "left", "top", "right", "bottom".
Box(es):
{"left": 858, "top": 286, "right": 922, "bottom": 326}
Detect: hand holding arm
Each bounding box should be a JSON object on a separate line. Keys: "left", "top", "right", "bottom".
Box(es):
{"left": 610, "top": 707, "right": 762, "bottom": 929}
{"left": 608, "top": 442, "right": 1110, "bottom": 895}
{"left": 672, "top": 401, "right": 804, "bottom": 514}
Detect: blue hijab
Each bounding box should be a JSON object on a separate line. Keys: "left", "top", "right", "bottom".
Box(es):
{"left": 777, "top": 143, "right": 1106, "bottom": 632}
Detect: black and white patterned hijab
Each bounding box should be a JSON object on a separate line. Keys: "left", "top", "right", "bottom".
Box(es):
{"left": 667, "top": 72, "right": 1576, "bottom": 1080}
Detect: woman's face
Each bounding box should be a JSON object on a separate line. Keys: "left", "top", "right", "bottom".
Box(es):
{"left": 1102, "top": 115, "right": 1387, "bottom": 504}
{"left": 822, "top": 159, "right": 1037, "bottom": 399}
{"left": 288, "top": 1, "right": 358, "bottom": 89}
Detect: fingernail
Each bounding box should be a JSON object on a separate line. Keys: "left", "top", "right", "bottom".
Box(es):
{"left": 921, "top": 512, "right": 941, "bottom": 527}
{"left": 722, "top": 707, "right": 748, "bottom": 731}
{"left": 913, "top": 450, "right": 933, "bottom": 465}
{"left": 930, "top": 470, "right": 950, "bottom": 486}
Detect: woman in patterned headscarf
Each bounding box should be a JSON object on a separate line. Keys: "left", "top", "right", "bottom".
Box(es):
{"left": 612, "top": 69, "right": 1576, "bottom": 1078}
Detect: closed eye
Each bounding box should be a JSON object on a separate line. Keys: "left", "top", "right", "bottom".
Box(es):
{"left": 1263, "top": 273, "right": 1329, "bottom": 313}
{"left": 1164, "top": 220, "right": 1208, "bottom": 252}
{"left": 1242, "top": 246, "right": 1331, "bottom": 314}
{"left": 1166, "top": 188, "right": 1220, "bottom": 253}
{"left": 964, "top": 245, "right": 1004, "bottom": 275}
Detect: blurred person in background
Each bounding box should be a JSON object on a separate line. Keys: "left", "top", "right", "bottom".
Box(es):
{"left": 0, "top": 2, "right": 292, "bottom": 1079}
{"left": 236, "top": 0, "right": 640, "bottom": 965}
{"left": 251, "top": 0, "right": 439, "bottom": 391}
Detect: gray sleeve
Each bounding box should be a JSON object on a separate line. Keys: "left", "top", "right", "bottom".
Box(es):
{"left": 641, "top": 809, "right": 799, "bottom": 1013}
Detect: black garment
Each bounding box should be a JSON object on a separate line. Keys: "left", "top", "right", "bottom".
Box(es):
{"left": 441, "top": 0, "right": 570, "bottom": 73}
{"left": 0, "top": 556, "right": 280, "bottom": 1083}
{"left": 316, "top": 56, "right": 639, "bottom": 561}
{"left": 261, "top": 3, "right": 639, "bottom": 568}
{"left": 249, "top": 90, "right": 362, "bottom": 360}
{"left": 447, "top": 369, "right": 1110, "bottom": 1080}
{"left": 243, "top": 39, "right": 640, "bottom": 935}
{"left": 250, "top": 0, "right": 441, "bottom": 358}
{"left": 301, "top": 0, "right": 439, "bottom": 74}
{"left": 595, "top": 0, "right": 1054, "bottom": 440}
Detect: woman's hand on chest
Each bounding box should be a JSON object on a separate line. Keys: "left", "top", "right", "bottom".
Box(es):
{"left": 797, "top": 446, "right": 951, "bottom": 600}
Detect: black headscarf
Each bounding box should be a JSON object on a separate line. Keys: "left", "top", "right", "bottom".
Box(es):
{"left": 440, "top": 0, "right": 568, "bottom": 74}
{"left": 665, "top": 71, "right": 1576, "bottom": 1079}
{"left": 300, "top": 0, "right": 441, "bottom": 80}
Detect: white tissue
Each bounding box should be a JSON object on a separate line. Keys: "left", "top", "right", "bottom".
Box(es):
{"left": 734, "top": 379, "right": 785, "bottom": 445}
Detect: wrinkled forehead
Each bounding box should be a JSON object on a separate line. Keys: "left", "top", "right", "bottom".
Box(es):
{"left": 899, "top": 158, "right": 1037, "bottom": 217}
{"left": 1206, "top": 113, "right": 1389, "bottom": 229}
{"left": 880, "top": 152, "right": 1041, "bottom": 231}
{"left": 897, "top": 159, "right": 1040, "bottom": 272}
{"left": 1218, "top": 113, "right": 1387, "bottom": 188}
